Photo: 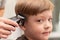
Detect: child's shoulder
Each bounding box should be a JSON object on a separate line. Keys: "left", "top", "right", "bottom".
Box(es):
{"left": 16, "top": 35, "right": 28, "bottom": 40}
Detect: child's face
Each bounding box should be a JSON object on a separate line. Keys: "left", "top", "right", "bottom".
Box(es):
{"left": 22, "top": 10, "right": 53, "bottom": 40}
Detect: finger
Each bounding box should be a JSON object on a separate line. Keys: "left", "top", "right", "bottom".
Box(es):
{"left": 0, "top": 22, "right": 16, "bottom": 31}
{"left": 0, "top": 33, "right": 8, "bottom": 39}
{"left": 0, "top": 17, "right": 19, "bottom": 27}
{"left": 0, "top": 28, "right": 11, "bottom": 35}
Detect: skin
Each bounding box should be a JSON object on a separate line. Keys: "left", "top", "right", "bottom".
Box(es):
{"left": 0, "top": 9, "right": 19, "bottom": 38}
{"left": 0, "top": 9, "right": 4, "bottom": 17}
{"left": 21, "top": 10, "right": 53, "bottom": 40}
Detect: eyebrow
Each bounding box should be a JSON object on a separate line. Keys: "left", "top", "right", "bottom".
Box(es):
{"left": 36, "top": 15, "right": 52, "bottom": 19}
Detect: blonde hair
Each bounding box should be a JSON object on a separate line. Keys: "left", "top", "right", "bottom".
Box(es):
{"left": 15, "top": 0, "right": 54, "bottom": 16}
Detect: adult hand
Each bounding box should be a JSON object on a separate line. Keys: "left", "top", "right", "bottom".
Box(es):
{"left": 0, "top": 17, "right": 19, "bottom": 39}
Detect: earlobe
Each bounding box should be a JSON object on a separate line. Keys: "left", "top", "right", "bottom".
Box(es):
{"left": 20, "top": 26, "right": 26, "bottom": 31}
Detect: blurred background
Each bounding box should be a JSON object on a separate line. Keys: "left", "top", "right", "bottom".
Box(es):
{"left": 0, "top": 0, "right": 60, "bottom": 40}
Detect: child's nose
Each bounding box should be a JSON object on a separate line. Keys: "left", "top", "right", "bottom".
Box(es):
{"left": 44, "top": 21, "right": 51, "bottom": 30}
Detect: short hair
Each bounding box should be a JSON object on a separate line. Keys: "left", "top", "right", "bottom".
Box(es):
{"left": 15, "top": 0, "right": 54, "bottom": 17}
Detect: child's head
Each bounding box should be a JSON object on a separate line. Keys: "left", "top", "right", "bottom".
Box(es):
{"left": 15, "top": 0, "right": 54, "bottom": 40}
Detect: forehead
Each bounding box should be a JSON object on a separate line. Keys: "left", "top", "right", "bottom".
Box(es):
{"left": 38, "top": 10, "right": 52, "bottom": 17}
{"left": 28, "top": 10, "right": 52, "bottom": 20}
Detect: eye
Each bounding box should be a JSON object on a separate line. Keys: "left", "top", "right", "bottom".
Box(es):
{"left": 48, "top": 18, "right": 53, "bottom": 22}
{"left": 36, "top": 19, "right": 44, "bottom": 23}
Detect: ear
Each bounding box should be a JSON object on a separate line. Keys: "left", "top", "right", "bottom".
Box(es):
{"left": 20, "top": 25, "right": 26, "bottom": 31}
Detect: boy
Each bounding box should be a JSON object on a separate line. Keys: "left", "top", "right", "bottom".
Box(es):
{"left": 15, "top": 0, "right": 54, "bottom": 40}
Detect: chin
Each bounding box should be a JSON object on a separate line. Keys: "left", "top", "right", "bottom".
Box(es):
{"left": 42, "top": 37, "right": 49, "bottom": 40}
{"left": 38, "top": 36, "right": 49, "bottom": 40}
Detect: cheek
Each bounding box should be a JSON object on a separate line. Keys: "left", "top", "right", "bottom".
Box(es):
{"left": 25, "top": 23, "right": 44, "bottom": 35}
{"left": 25, "top": 23, "right": 46, "bottom": 40}
{"left": 50, "top": 24, "right": 53, "bottom": 31}
{"left": 49, "top": 23, "right": 53, "bottom": 29}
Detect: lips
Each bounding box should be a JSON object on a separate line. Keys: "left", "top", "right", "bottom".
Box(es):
{"left": 42, "top": 31, "right": 51, "bottom": 36}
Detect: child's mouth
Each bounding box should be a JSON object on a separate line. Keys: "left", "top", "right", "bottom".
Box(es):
{"left": 42, "top": 31, "right": 51, "bottom": 36}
